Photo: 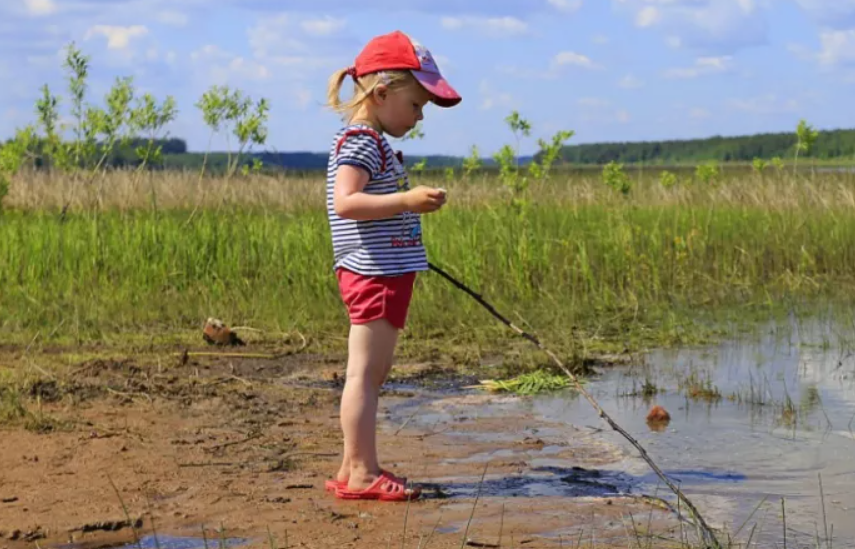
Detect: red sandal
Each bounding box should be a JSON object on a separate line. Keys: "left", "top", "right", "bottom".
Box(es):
{"left": 325, "top": 478, "right": 346, "bottom": 493}
{"left": 324, "top": 470, "right": 406, "bottom": 493}
{"left": 334, "top": 471, "right": 421, "bottom": 502}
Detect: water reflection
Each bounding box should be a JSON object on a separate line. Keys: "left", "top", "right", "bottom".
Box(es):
{"left": 533, "top": 317, "right": 855, "bottom": 548}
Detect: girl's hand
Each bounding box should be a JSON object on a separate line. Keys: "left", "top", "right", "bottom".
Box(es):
{"left": 403, "top": 186, "right": 447, "bottom": 213}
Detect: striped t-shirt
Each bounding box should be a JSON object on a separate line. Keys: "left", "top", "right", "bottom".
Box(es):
{"left": 326, "top": 124, "right": 428, "bottom": 277}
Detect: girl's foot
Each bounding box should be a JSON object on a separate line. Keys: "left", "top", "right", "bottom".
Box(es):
{"left": 324, "top": 469, "right": 407, "bottom": 493}
{"left": 335, "top": 471, "right": 420, "bottom": 502}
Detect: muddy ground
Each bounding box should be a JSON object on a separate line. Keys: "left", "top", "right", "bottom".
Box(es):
{"left": 0, "top": 342, "right": 685, "bottom": 549}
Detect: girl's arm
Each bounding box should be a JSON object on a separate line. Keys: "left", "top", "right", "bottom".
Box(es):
{"left": 334, "top": 165, "right": 446, "bottom": 221}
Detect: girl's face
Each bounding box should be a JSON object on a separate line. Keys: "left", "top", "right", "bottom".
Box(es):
{"left": 375, "top": 81, "right": 432, "bottom": 139}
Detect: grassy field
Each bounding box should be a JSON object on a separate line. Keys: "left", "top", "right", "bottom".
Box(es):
{"left": 4, "top": 167, "right": 855, "bottom": 365}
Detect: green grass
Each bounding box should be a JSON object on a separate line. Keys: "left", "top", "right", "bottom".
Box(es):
{"left": 679, "top": 371, "right": 723, "bottom": 402}
{"left": 4, "top": 170, "right": 855, "bottom": 364}
{"left": 476, "top": 370, "right": 576, "bottom": 395}
{"left": 0, "top": 371, "right": 65, "bottom": 433}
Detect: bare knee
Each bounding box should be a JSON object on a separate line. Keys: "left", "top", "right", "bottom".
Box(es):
{"left": 344, "top": 365, "right": 386, "bottom": 392}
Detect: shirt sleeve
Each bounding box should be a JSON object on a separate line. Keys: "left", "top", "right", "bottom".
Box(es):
{"left": 335, "top": 131, "right": 385, "bottom": 180}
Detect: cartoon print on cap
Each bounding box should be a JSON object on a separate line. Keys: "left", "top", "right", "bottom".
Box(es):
{"left": 413, "top": 45, "right": 440, "bottom": 74}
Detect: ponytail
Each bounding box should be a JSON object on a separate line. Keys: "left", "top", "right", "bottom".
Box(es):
{"left": 326, "top": 67, "right": 350, "bottom": 114}
{"left": 325, "top": 68, "right": 418, "bottom": 122}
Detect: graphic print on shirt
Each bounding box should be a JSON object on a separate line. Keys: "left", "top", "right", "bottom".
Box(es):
{"left": 391, "top": 152, "right": 422, "bottom": 249}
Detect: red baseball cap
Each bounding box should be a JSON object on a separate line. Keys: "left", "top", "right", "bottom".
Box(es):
{"left": 348, "top": 30, "right": 462, "bottom": 108}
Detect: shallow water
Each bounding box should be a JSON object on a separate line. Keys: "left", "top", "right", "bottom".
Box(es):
{"left": 532, "top": 318, "right": 855, "bottom": 547}
{"left": 58, "top": 535, "right": 249, "bottom": 549}
{"left": 389, "top": 317, "right": 855, "bottom": 546}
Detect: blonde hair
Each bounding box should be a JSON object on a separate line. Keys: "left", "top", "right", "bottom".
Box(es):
{"left": 326, "top": 69, "right": 417, "bottom": 122}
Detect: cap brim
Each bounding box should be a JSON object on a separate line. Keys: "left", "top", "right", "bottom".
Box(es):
{"left": 412, "top": 70, "right": 461, "bottom": 108}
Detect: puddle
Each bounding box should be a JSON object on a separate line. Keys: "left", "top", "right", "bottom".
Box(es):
{"left": 58, "top": 535, "right": 249, "bottom": 549}
{"left": 421, "top": 465, "right": 632, "bottom": 500}
{"left": 385, "top": 317, "right": 855, "bottom": 546}
{"left": 529, "top": 317, "right": 855, "bottom": 548}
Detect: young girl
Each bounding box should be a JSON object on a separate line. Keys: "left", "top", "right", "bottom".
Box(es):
{"left": 323, "top": 30, "right": 461, "bottom": 502}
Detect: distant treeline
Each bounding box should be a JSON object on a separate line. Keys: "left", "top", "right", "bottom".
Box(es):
{"left": 554, "top": 128, "right": 855, "bottom": 165}
{"left": 160, "top": 150, "right": 473, "bottom": 172}
{"left": 34, "top": 128, "right": 854, "bottom": 172}
{"left": 108, "top": 138, "right": 187, "bottom": 166}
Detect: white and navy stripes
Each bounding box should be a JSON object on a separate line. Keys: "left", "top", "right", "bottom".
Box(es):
{"left": 326, "top": 124, "right": 428, "bottom": 277}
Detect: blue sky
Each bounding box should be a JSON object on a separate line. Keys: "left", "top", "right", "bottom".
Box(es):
{"left": 1, "top": 0, "right": 854, "bottom": 156}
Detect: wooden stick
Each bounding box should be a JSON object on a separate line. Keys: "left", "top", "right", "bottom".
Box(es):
{"left": 428, "top": 261, "right": 721, "bottom": 549}
{"left": 171, "top": 352, "right": 275, "bottom": 359}
{"left": 203, "top": 432, "right": 262, "bottom": 454}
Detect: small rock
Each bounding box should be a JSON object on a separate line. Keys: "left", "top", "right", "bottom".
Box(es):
{"left": 646, "top": 405, "right": 671, "bottom": 424}
{"left": 264, "top": 497, "right": 291, "bottom": 504}
{"left": 69, "top": 518, "right": 143, "bottom": 534}
{"left": 203, "top": 318, "right": 246, "bottom": 347}
{"left": 322, "top": 371, "right": 340, "bottom": 383}
{"left": 465, "top": 540, "right": 499, "bottom": 548}
{"left": 24, "top": 529, "right": 46, "bottom": 542}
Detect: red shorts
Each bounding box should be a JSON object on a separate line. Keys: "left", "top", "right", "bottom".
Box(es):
{"left": 336, "top": 268, "right": 417, "bottom": 330}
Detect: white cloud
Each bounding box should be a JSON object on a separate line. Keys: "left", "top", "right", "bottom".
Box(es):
{"left": 664, "top": 56, "right": 733, "bottom": 78}
{"left": 578, "top": 97, "right": 610, "bottom": 108}
{"left": 441, "top": 16, "right": 529, "bottom": 37}
{"left": 433, "top": 54, "right": 452, "bottom": 71}
{"left": 191, "top": 44, "right": 225, "bottom": 61}
{"left": 496, "top": 65, "right": 555, "bottom": 80}
{"left": 577, "top": 96, "right": 631, "bottom": 124}
{"left": 816, "top": 29, "right": 855, "bottom": 67}
{"left": 294, "top": 88, "right": 312, "bottom": 110}
{"left": 690, "top": 107, "right": 712, "bottom": 119}
{"left": 301, "top": 16, "right": 346, "bottom": 36}
{"left": 547, "top": 0, "right": 583, "bottom": 13}
{"left": 791, "top": 30, "right": 855, "bottom": 70}
{"left": 500, "top": 50, "right": 600, "bottom": 79}
{"left": 191, "top": 44, "right": 270, "bottom": 83}
{"left": 441, "top": 17, "right": 464, "bottom": 30}
{"left": 793, "top": 0, "right": 855, "bottom": 29}
{"left": 479, "top": 80, "right": 515, "bottom": 111}
{"left": 727, "top": 94, "right": 799, "bottom": 115}
{"left": 613, "top": 0, "right": 768, "bottom": 53}
{"left": 619, "top": 74, "right": 644, "bottom": 89}
{"left": 636, "top": 6, "right": 660, "bottom": 27}
{"left": 592, "top": 34, "right": 610, "bottom": 45}
{"left": 24, "top": 0, "right": 57, "bottom": 16}
{"left": 157, "top": 10, "right": 188, "bottom": 27}
{"left": 248, "top": 14, "right": 306, "bottom": 58}
{"left": 552, "top": 51, "right": 600, "bottom": 69}
{"left": 85, "top": 25, "right": 149, "bottom": 50}
{"left": 666, "top": 36, "right": 683, "bottom": 49}
{"left": 229, "top": 56, "right": 270, "bottom": 80}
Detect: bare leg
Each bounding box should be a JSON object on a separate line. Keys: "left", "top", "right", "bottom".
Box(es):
{"left": 338, "top": 319, "right": 412, "bottom": 492}
{"left": 336, "top": 350, "right": 394, "bottom": 483}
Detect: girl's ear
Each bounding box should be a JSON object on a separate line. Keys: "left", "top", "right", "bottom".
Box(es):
{"left": 373, "top": 84, "right": 389, "bottom": 105}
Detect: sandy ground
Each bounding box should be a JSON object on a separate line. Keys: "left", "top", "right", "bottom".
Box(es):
{"left": 0, "top": 347, "right": 684, "bottom": 549}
